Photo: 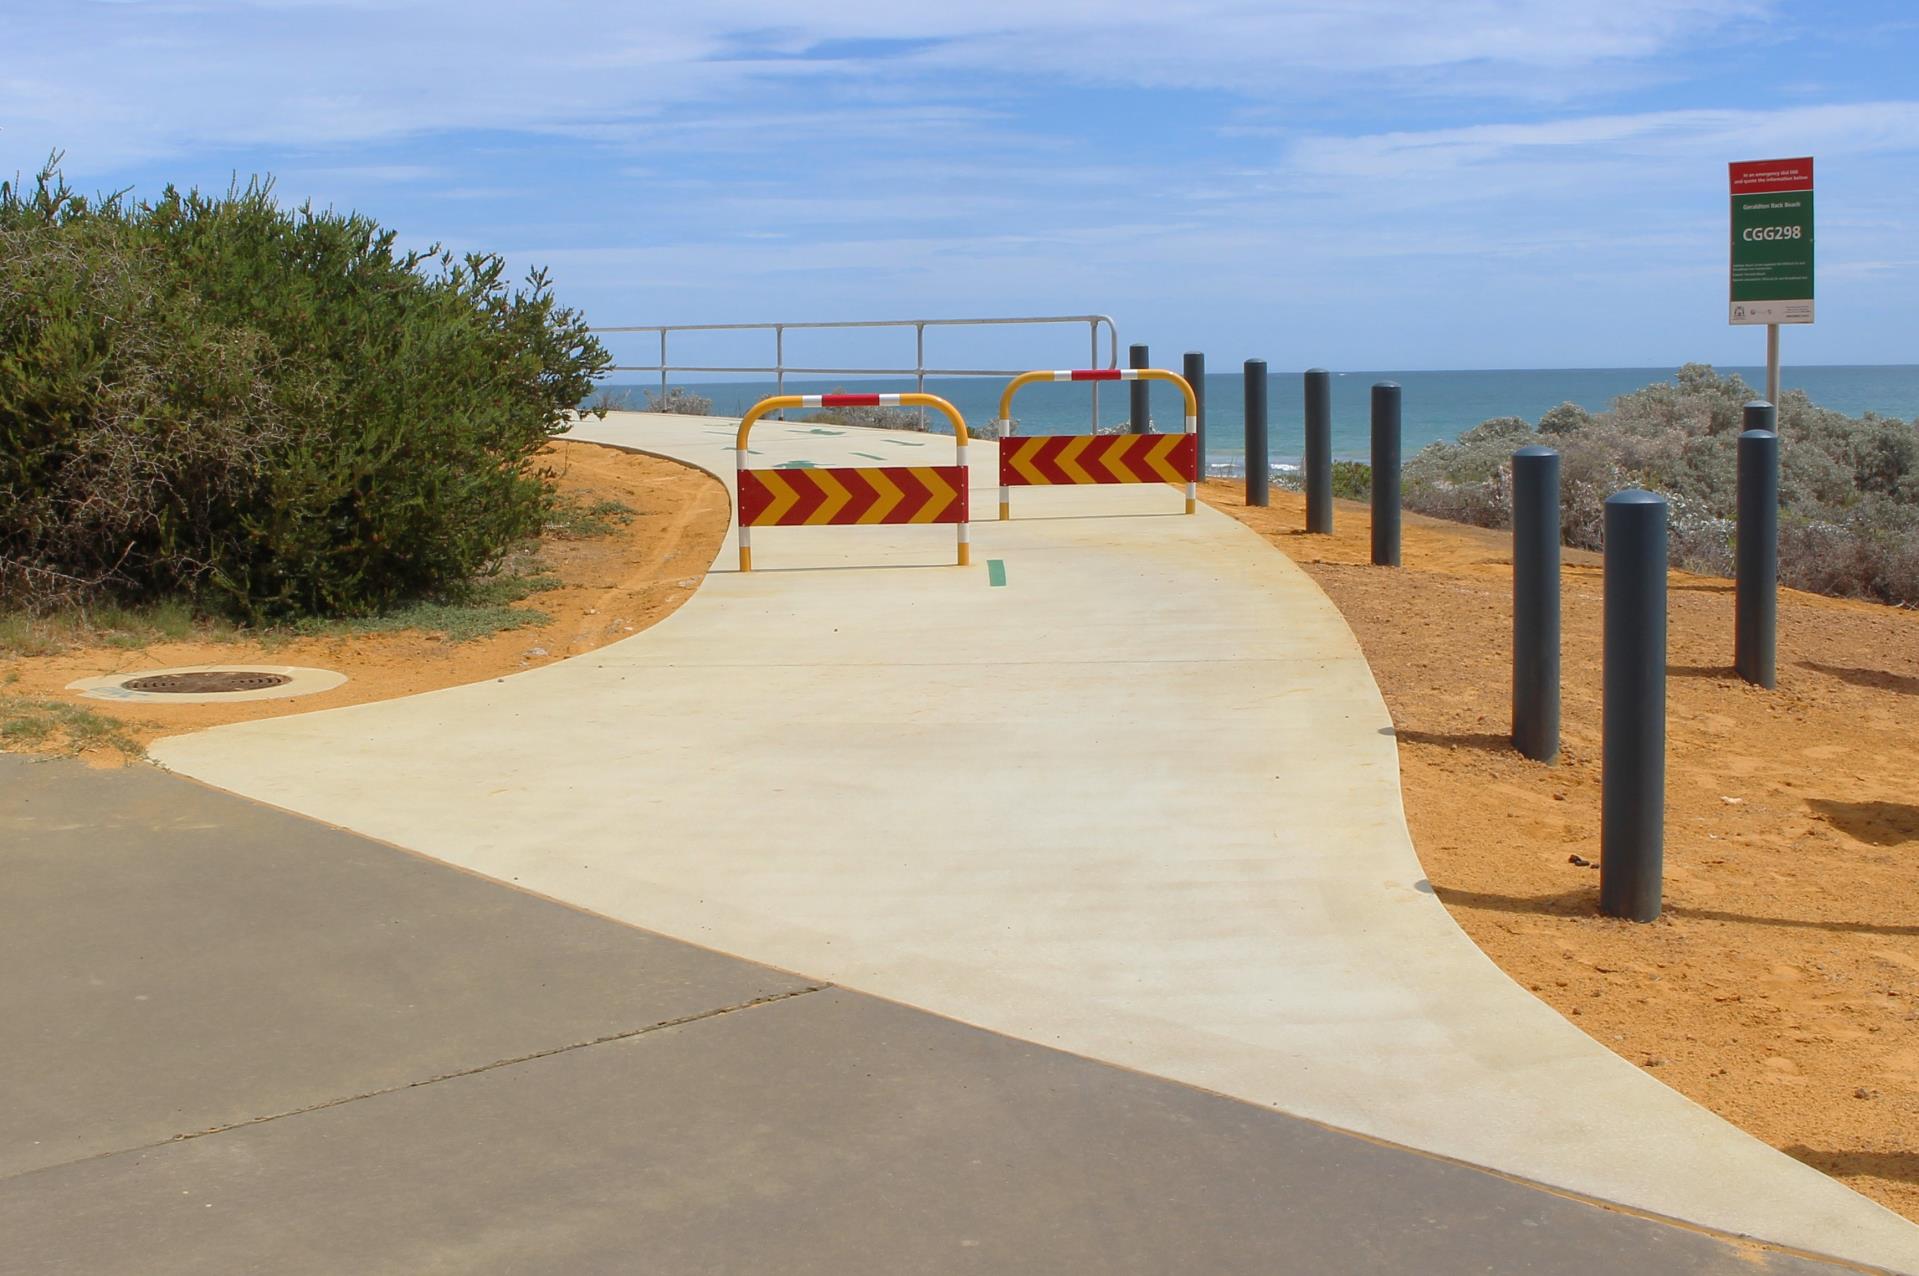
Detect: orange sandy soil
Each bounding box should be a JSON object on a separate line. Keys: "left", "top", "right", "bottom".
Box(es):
{"left": 1201, "top": 478, "right": 1919, "bottom": 1224}
{"left": 2, "top": 440, "right": 729, "bottom": 760}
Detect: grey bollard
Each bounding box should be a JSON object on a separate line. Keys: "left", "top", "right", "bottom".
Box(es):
{"left": 1304, "top": 369, "right": 1332, "bottom": 533}
{"left": 1370, "top": 382, "right": 1402, "bottom": 566}
{"left": 1183, "top": 350, "right": 1207, "bottom": 475}
{"left": 1601, "top": 489, "right": 1668, "bottom": 923}
{"left": 1244, "top": 359, "right": 1269, "bottom": 507}
{"left": 1736, "top": 401, "right": 1779, "bottom": 688}
{"left": 1130, "top": 343, "right": 1150, "bottom": 434}
{"left": 1304, "top": 368, "right": 1335, "bottom": 533}
{"left": 1511, "top": 447, "right": 1561, "bottom": 763}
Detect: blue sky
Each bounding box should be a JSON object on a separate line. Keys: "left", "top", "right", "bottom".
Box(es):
{"left": 5, "top": 0, "right": 1917, "bottom": 372}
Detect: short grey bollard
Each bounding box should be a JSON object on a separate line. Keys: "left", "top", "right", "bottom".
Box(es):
{"left": 1183, "top": 351, "right": 1206, "bottom": 474}
{"left": 1130, "top": 343, "right": 1150, "bottom": 434}
{"left": 1304, "top": 369, "right": 1332, "bottom": 533}
{"left": 1736, "top": 401, "right": 1779, "bottom": 689}
{"left": 1370, "top": 382, "right": 1401, "bottom": 566}
{"left": 1601, "top": 489, "right": 1668, "bottom": 923}
{"left": 1244, "top": 359, "right": 1269, "bottom": 507}
{"left": 1512, "top": 446, "right": 1560, "bottom": 764}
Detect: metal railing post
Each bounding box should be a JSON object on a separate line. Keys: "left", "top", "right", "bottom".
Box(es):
{"left": 1244, "top": 359, "right": 1269, "bottom": 507}
{"left": 1304, "top": 369, "right": 1333, "bottom": 534}
{"left": 1736, "top": 401, "right": 1779, "bottom": 688}
{"left": 1601, "top": 489, "right": 1668, "bottom": 923}
{"left": 587, "top": 316, "right": 1124, "bottom": 423}
{"left": 1090, "top": 321, "right": 1101, "bottom": 428}
{"left": 1512, "top": 446, "right": 1561, "bottom": 764}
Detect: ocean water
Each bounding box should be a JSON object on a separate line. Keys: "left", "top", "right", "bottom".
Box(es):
{"left": 599, "top": 364, "right": 1919, "bottom": 467}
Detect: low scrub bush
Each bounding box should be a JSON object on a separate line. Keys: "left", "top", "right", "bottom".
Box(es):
{"left": 0, "top": 693, "right": 145, "bottom": 758}
{"left": 578, "top": 385, "right": 713, "bottom": 415}
{"left": 1274, "top": 460, "right": 1374, "bottom": 499}
{"left": 1400, "top": 364, "right": 1919, "bottom": 605}
{"left": 641, "top": 385, "right": 714, "bottom": 415}
{"left": 1330, "top": 460, "right": 1373, "bottom": 500}
{"left": 0, "top": 157, "right": 608, "bottom": 619}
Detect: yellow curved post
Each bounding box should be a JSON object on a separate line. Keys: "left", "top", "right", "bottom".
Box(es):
{"left": 996, "top": 369, "right": 1199, "bottom": 518}
{"left": 735, "top": 393, "right": 971, "bottom": 572}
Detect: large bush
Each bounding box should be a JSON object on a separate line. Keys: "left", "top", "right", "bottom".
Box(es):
{"left": 0, "top": 159, "right": 608, "bottom": 618}
{"left": 1401, "top": 364, "right": 1919, "bottom": 605}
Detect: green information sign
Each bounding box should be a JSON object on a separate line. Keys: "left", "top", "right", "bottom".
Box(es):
{"left": 1729, "top": 157, "right": 1814, "bottom": 325}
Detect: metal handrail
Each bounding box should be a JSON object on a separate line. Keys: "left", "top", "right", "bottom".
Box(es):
{"left": 590, "top": 314, "right": 1120, "bottom": 423}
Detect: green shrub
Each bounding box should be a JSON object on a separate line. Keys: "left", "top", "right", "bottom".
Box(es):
{"left": 1330, "top": 460, "right": 1372, "bottom": 500}
{"left": 543, "top": 495, "right": 636, "bottom": 540}
{"left": 0, "top": 157, "right": 609, "bottom": 619}
{"left": 1272, "top": 460, "right": 1371, "bottom": 499}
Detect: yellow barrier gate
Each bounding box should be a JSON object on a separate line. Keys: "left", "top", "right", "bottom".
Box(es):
{"left": 995, "top": 369, "right": 1199, "bottom": 519}
{"left": 734, "top": 393, "right": 971, "bottom": 572}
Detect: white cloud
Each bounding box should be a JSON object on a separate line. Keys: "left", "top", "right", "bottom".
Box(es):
{"left": 12, "top": 0, "right": 1914, "bottom": 366}
{"left": 1288, "top": 102, "right": 1919, "bottom": 183}
{"left": 0, "top": 0, "right": 1778, "bottom": 170}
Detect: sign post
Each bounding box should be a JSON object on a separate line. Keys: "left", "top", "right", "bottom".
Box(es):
{"left": 1729, "top": 157, "right": 1814, "bottom": 405}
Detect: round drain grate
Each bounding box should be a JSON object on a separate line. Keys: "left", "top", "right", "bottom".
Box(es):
{"left": 120, "top": 670, "right": 295, "bottom": 695}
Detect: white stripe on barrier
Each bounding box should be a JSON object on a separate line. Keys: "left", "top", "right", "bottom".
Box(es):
{"left": 1051, "top": 370, "right": 1074, "bottom": 382}
{"left": 1185, "top": 415, "right": 1197, "bottom": 430}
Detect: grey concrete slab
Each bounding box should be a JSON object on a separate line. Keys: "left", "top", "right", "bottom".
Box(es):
{"left": 0, "top": 755, "right": 811, "bottom": 1176}
{"left": 0, "top": 988, "right": 1864, "bottom": 1276}
{"left": 149, "top": 413, "right": 1919, "bottom": 1272}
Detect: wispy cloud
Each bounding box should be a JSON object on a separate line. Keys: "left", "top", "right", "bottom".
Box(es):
{"left": 4, "top": 1, "right": 1914, "bottom": 367}
{"left": 2, "top": 0, "right": 1779, "bottom": 170}
{"left": 1287, "top": 102, "right": 1919, "bottom": 182}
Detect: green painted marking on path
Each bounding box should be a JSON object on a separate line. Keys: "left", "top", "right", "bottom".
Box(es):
{"left": 805, "top": 428, "right": 845, "bottom": 436}
{"left": 853, "top": 451, "right": 887, "bottom": 461}
{"left": 775, "top": 460, "right": 817, "bottom": 469}
{"left": 883, "top": 438, "right": 926, "bottom": 447}
{"left": 987, "top": 559, "right": 1007, "bottom": 587}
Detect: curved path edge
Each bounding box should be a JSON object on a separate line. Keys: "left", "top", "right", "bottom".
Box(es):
{"left": 152, "top": 412, "right": 1919, "bottom": 1274}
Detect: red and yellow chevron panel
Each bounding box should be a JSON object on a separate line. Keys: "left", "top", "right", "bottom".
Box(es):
{"left": 738, "top": 466, "right": 968, "bottom": 527}
{"left": 999, "top": 433, "right": 1196, "bottom": 487}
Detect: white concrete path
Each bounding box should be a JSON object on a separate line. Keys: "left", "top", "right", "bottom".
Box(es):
{"left": 155, "top": 412, "right": 1919, "bottom": 1273}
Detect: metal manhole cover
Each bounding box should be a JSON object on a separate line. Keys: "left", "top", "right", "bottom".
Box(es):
{"left": 120, "top": 671, "right": 295, "bottom": 694}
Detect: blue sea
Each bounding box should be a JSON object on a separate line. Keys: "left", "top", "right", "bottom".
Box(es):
{"left": 597, "top": 365, "right": 1919, "bottom": 469}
